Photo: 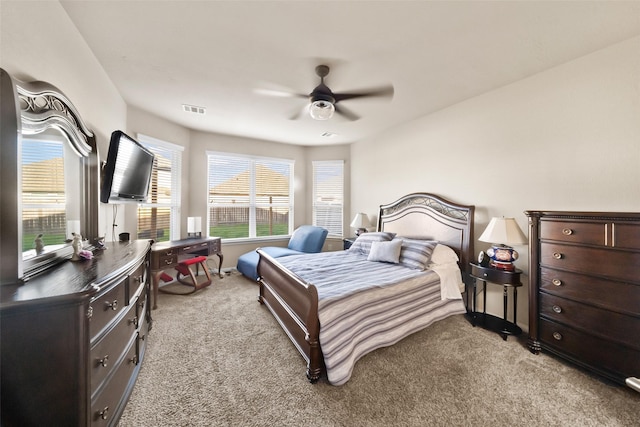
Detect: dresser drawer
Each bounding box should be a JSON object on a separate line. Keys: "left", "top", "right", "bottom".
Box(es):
{"left": 90, "top": 299, "right": 139, "bottom": 396}
{"left": 90, "top": 339, "right": 138, "bottom": 426}
{"left": 613, "top": 222, "right": 640, "bottom": 250}
{"left": 154, "top": 253, "right": 177, "bottom": 270}
{"left": 540, "top": 242, "right": 640, "bottom": 283}
{"left": 539, "top": 318, "right": 640, "bottom": 380}
{"left": 539, "top": 293, "right": 640, "bottom": 350}
{"left": 127, "top": 262, "right": 146, "bottom": 304}
{"left": 182, "top": 240, "right": 215, "bottom": 254}
{"left": 540, "top": 220, "right": 605, "bottom": 245}
{"left": 540, "top": 268, "right": 640, "bottom": 315}
{"left": 90, "top": 280, "right": 128, "bottom": 341}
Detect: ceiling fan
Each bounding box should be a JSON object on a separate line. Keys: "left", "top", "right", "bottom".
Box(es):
{"left": 261, "top": 65, "right": 394, "bottom": 121}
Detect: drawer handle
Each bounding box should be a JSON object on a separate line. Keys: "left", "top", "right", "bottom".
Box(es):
{"left": 552, "top": 305, "right": 562, "bottom": 314}
{"left": 562, "top": 228, "right": 573, "bottom": 236}
{"left": 552, "top": 332, "right": 563, "bottom": 341}
{"left": 163, "top": 258, "right": 173, "bottom": 265}
{"left": 129, "top": 316, "right": 139, "bottom": 328}
{"left": 134, "top": 275, "right": 142, "bottom": 284}
{"left": 98, "top": 406, "right": 109, "bottom": 420}
{"left": 98, "top": 355, "right": 109, "bottom": 368}
{"left": 553, "top": 252, "right": 563, "bottom": 260}
{"left": 105, "top": 299, "right": 118, "bottom": 311}
{"left": 552, "top": 278, "right": 562, "bottom": 286}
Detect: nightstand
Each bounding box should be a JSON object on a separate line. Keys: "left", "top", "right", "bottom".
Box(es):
{"left": 467, "top": 263, "right": 522, "bottom": 340}
{"left": 343, "top": 238, "right": 356, "bottom": 250}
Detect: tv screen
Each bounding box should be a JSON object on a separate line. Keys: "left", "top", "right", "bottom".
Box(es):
{"left": 100, "top": 131, "right": 155, "bottom": 203}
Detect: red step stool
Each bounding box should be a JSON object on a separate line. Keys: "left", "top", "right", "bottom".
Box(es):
{"left": 158, "top": 256, "right": 212, "bottom": 295}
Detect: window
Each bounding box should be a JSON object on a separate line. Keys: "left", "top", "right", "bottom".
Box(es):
{"left": 312, "top": 160, "right": 344, "bottom": 236}
{"left": 137, "top": 134, "right": 183, "bottom": 242}
{"left": 21, "top": 135, "right": 80, "bottom": 254}
{"left": 207, "top": 153, "right": 293, "bottom": 240}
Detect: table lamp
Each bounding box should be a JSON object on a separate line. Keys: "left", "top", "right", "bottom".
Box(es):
{"left": 187, "top": 216, "right": 202, "bottom": 238}
{"left": 478, "top": 217, "right": 528, "bottom": 271}
{"left": 350, "top": 213, "right": 370, "bottom": 237}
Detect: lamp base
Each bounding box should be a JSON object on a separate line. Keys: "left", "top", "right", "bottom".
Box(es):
{"left": 490, "top": 260, "right": 516, "bottom": 271}
{"left": 355, "top": 228, "right": 367, "bottom": 237}
{"left": 487, "top": 244, "right": 519, "bottom": 271}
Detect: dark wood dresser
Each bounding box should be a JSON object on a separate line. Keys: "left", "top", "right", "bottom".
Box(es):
{"left": 1, "top": 240, "right": 152, "bottom": 426}
{"left": 525, "top": 211, "right": 640, "bottom": 387}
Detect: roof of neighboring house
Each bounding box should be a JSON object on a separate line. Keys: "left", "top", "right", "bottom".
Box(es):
{"left": 211, "top": 164, "right": 289, "bottom": 197}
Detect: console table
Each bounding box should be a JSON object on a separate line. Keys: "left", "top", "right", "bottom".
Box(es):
{"left": 467, "top": 263, "right": 523, "bottom": 340}
{"left": 150, "top": 237, "right": 222, "bottom": 309}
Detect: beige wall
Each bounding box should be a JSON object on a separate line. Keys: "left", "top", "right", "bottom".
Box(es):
{"left": 351, "top": 36, "right": 640, "bottom": 330}
{"left": 0, "top": 1, "right": 128, "bottom": 241}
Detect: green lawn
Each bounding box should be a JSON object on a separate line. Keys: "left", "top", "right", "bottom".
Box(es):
{"left": 211, "top": 223, "right": 288, "bottom": 239}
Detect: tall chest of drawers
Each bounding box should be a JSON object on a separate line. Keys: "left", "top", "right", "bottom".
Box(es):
{"left": 525, "top": 211, "right": 640, "bottom": 387}
{"left": 1, "top": 240, "right": 152, "bottom": 426}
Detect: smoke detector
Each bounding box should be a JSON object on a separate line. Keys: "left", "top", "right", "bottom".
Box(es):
{"left": 182, "top": 104, "right": 206, "bottom": 115}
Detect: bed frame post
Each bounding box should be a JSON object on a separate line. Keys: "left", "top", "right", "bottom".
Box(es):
{"left": 257, "top": 249, "right": 324, "bottom": 383}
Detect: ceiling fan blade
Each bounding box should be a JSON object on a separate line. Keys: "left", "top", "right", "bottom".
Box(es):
{"left": 254, "top": 88, "right": 307, "bottom": 99}
{"left": 333, "top": 85, "right": 394, "bottom": 103}
{"left": 334, "top": 104, "right": 360, "bottom": 121}
{"left": 289, "top": 104, "right": 309, "bottom": 120}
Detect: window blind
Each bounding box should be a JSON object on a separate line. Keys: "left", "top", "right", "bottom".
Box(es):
{"left": 312, "top": 160, "right": 344, "bottom": 236}
{"left": 137, "top": 135, "right": 183, "bottom": 242}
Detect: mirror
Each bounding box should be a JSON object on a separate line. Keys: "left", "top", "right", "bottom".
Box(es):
{"left": 21, "top": 131, "right": 83, "bottom": 259}
{"left": 0, "top": 69, "right": 99, "bottom": 284}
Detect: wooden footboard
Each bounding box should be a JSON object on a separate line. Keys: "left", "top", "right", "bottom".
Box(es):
{"left": 256, "top": 249, "right": 323, "bottom": 382}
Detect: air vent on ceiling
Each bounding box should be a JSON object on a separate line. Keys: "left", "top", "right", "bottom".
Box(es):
{"left": 182, "top": 104, "right": 206, "bottom": 115}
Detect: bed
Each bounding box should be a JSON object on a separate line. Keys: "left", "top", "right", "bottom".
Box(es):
{"left": 256, "top": 192, "right": 475, "bottom": 384}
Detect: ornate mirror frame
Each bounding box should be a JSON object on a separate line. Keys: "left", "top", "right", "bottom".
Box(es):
{"left": 0, "top": 69, "right": 99, "bottom": 284}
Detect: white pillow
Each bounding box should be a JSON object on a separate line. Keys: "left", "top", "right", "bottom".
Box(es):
{"left": 429, "top": 243, "right": 459, "bottom": 266}
{"left": 367, "top": 240, "right": 402, "bottom": 263}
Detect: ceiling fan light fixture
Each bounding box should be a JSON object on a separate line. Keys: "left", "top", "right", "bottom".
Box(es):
{"left": 309, "top": 100, "right": 335, "bottom": 120}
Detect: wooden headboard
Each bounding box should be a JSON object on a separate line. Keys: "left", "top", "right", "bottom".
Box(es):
{"left": 377, "top": 192, "right": 475, "bottom": 275}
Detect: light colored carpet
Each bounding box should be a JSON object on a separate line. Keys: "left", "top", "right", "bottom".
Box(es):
{"left": 119, "top": 271, "right": 639, "bottom": 426}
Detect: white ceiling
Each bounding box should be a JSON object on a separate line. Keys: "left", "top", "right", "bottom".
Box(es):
{"left": 60, "top": 1, "right": 640, "bottom": 146}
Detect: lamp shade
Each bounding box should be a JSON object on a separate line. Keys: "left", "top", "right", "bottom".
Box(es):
{"left": 350, "top": 213, "right": 370, "bottom": 229}
{"left": 478, "top": 217, "right": 528, "bottom": 245}
{"left": 309, "top": 100, "right": 335, "bottom": 120}
{"left": 187, "top": 216, "right": 202, "bottom": 234}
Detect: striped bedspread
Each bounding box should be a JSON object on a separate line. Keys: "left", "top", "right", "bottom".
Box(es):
{"left": 277, "top": 251, "right": 467, "bottom": 385}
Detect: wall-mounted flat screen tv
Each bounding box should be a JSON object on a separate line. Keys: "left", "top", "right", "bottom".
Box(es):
{"left": 100, "top": 130, "right": 154, "bottom": 203}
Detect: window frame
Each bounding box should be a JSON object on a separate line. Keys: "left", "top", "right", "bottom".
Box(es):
{"left": 207, "top": 151, "right": 294, "bottom": 243}
{"left": 136, "top": 134, "right": 183, "bottom": 242}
